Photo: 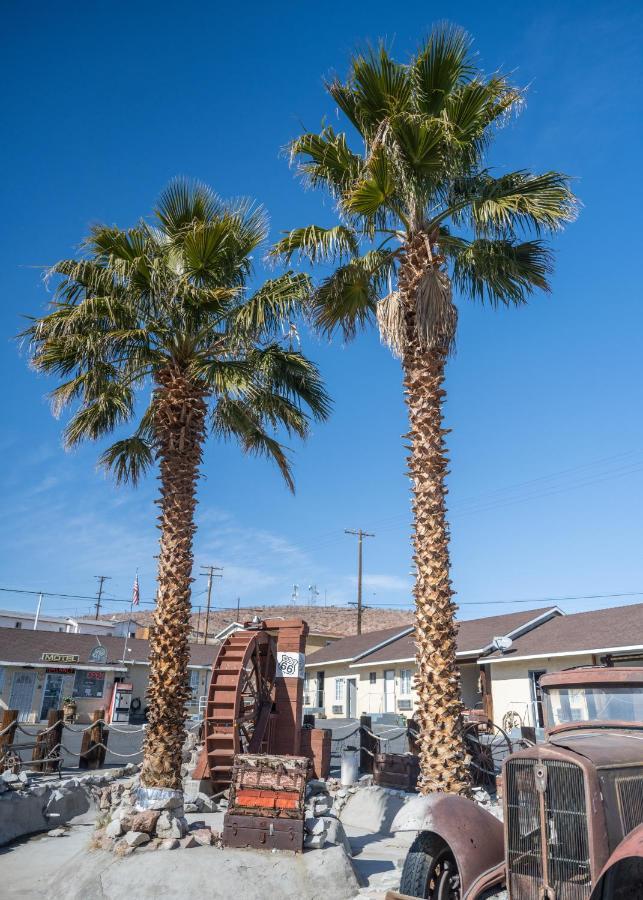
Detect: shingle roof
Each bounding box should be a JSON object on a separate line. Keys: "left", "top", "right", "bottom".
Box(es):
{"left": 0, "top": 627, "right": 219, "bottom": 668}
{"left": 304, "top": 625, "right": 412, "bottom": 666}
{"left": 485, "top": 602, "right": 643, "bottom": 661}
{"left": 305, "top": 607, "right": 559, "bottom": 667}
{"left": 101, "top": 605, "right": 414, "bottom": 640}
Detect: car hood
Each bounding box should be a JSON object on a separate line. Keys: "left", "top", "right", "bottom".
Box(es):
{"left": 549, "top": 728, "right": 643, "bottom": 767}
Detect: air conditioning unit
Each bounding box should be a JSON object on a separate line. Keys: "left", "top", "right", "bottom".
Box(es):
{"left": 332, "top": 705, "right": 344, "bottom": 714}
{"left": 398, "top": 699, "right": 412, "bottom": 711}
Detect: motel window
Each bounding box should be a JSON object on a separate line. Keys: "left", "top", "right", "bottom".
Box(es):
{"left": 399, "top": 669, "right": 412, "bottom": 695}
{"left": 73, "top": 670, "right": 105, "bottom": 699}
{"left": 369, "top": 672, "right": 377, "bottom": 685}
{"left": 335, "top": 678, "right": 345, "bottom": 702}
{"left": 189, "top": 670, "right": 200, "bottom": 701}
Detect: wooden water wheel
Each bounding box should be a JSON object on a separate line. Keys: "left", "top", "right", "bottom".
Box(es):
{"left": 201, "top": 628, "right": 277, "bottom": 792}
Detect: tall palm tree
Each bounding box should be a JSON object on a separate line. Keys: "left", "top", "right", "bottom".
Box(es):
{"left": 274, "top": 27, "right": 577, "bottom": 793}
{"left": 23, "top": 180, "right": 330, "bottom": 793}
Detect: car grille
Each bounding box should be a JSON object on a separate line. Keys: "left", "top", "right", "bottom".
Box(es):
{"left": 506, "top": 758, "right": 591, "bottom": 900}
{"left": 616, "top": 774, "right": 643, "bottom": 836}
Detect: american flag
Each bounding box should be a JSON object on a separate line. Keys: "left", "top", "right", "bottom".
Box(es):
{"left": 132, "top": 574, "right": 140, "bottom": 606}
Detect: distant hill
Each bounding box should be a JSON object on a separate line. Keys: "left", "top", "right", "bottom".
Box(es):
{"left": 102, "top": 603, "right": 414, "bottom": 640}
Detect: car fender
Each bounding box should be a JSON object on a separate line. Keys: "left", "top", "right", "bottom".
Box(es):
{"left": 391, "top": 793, "right": 505, "bottom": 899}
{"left": 589, "top": 824, "right": 643, "bottom": 900}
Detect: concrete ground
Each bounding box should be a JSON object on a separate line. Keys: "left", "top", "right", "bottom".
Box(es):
{"left": 0, "top": 808, "right": 408, "bottom": 899}
{"left": 0, "top": 822, "right": 362, "bottom": 899}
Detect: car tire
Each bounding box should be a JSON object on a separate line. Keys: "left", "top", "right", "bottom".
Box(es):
{"left": 399, "top": 831, "right": 461, "bottom": 899}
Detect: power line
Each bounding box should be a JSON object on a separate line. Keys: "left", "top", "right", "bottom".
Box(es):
{"left": 0, "top": 587, "right": 156, "bottom": 605}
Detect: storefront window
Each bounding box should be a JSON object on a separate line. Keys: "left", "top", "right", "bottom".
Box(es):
{"left": 73, "top": 670, "right": 105, "bottom": 699}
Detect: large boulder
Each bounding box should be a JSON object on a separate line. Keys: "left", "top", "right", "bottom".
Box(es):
{"left": 59, "top": 842, "right": 362, "bottom": 899}
{"left": 338, "top": 786, "right": 408, "bottom": 834}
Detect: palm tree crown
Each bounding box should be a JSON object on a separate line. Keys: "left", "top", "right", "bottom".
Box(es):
{"left": 26, "top": 179, "right": 330, "bottom": 489}
{"left": 275, "top": 27, "right": 577, "bottom": 351}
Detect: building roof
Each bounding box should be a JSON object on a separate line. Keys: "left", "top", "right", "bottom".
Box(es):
{"left": 484, "top": 602, "right": 643, "bottom": 663}
{"left": 305, "top": 607, "right": 560, "bottom": 667}
{"left": 102, "top": 604, "right": 415, "bottom": 640}
{"left": 0, "top": 626, "right": 219, "bottom": 670}
{"left": 304, "top": 625, "right": 413, "bottom": 666}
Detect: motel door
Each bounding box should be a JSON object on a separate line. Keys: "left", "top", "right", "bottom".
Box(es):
{"left": 9, "top": 671, "right": 36, "bottom": 722}
{"left": 40, "top": 672, "right": 64, "bottom": 720}
{"left": 384, "top": 669, "right": 396, "bottom": 713}
{"left": 346, "top": 678, "right": 357, "bottom": 719}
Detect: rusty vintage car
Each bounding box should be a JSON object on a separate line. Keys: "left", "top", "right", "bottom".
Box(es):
{"left": 387, "top": 666, "right": 643, "bottom": 900}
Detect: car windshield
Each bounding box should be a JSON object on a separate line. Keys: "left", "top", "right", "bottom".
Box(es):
{"left": 543, "top": 685, "right": 643, "bottom": 727}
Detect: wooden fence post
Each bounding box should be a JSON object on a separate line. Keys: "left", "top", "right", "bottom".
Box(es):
{"left": 79, "top": 708, "right": 108, "bottom": 770}
{"left": 43, "top": 709, "right": 64, "bottom": 774}
{"left": 0, "top": 709, "right": 18, "bottom": 769}
{"left": 359, "top": 714, "right": 377, "bottom": 774}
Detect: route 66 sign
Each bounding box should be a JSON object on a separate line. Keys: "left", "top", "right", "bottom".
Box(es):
{"left": 276, "top": 651, "right": 304, "bottom": 679}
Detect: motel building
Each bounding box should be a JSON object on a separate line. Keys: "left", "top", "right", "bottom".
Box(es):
{"left": 0, "top": 628, "right": 218, "bottom": 724}
{"left": 304, "top": 602, "right": 643, "bottom": 732}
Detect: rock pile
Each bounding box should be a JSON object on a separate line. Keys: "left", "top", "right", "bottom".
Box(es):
{"left": 94, "top": 770, "right": 223, "bottom": 855}
{"left": 301, "top": 776, "right": 362, "bottom": 852}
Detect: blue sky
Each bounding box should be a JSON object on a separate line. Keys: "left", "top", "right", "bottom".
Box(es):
{"left": 1, "top": 1, "right": 643, "bottom": 623}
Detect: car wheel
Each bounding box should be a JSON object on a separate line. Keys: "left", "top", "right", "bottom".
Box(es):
{"left": 399, "top": 831, "right": 461, "bottom": 900}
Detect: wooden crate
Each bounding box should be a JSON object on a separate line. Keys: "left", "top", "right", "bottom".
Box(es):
{"left": 229, "top": 754, "right": 310, "bottom": 819}
{"left": 373, "top": 752, "right": 420, "bottom": 792}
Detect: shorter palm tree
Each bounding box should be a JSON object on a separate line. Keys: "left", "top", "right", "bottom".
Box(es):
{"left": 23, "top": 180, "right": 330, "bottom": 791}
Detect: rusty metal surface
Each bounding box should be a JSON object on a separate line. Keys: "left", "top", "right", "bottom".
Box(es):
{"left": 540, "top": 668, "right": 643, "bottom": 689}
{"left": 222, "top": 812, "right": 304, "bottom": 852}
{"left": 505, "top": 744, "right": 610, "bottom": 895}
{"left": 463, "top": 860, "right": 506, "bottom": 899}
{"left": 548, "top": 730, "right": 643, "bottom": 768}
{"left": 589, "top": 824, "right": 643, "bottom": 900}
{"left": 391, "top": 793, "right": 504, "bottom": 897}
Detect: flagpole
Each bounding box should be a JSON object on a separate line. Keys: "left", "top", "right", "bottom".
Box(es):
{"left": 121, "top": 571, "right": 138, "bottom": 668}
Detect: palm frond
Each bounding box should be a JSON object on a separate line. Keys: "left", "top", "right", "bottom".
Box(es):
{"left": 448, "top": 237, "right": 554, "bottom": 304}
{"left": 233, "top": 272, "right": 311, "bottom": 336}
{"left": 63, "top": 382, "right": 135, "bottom": 448}
{"left": 155, "top": 178, "right": 223, "bottom": 234}
{"left": 270, "top": 225, "right": 358, "bottom": 264}
{"left": 310, "top": 250, "right": 396, "bottom": 340}
{"left": 290, "top": 127, "right": 363, "bottom": 195}
{"left": 98, "top": 436, "right": 154, "bottom": 485}
{"left": 411, "top": 25, "right": 474, "bottom": 116}
{"left": 212, "top": 398, "right": 295, "bottom": 492}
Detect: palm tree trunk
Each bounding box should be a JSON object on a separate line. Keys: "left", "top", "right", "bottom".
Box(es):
{"left": 399, "top": 236, "right": 469, "bottom": 795}
{"left": 140, "top": 364, "right": 207, "bottom": 790}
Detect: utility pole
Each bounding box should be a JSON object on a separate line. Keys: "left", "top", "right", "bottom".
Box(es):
{"left": 345, "top": 529, "right": 375, "bottom": 635}
{"left": 94, "top": 575, "right": 111, "bottom": 620}
{"left": 200, "top": 565, "right": 223, "bottom": 644}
